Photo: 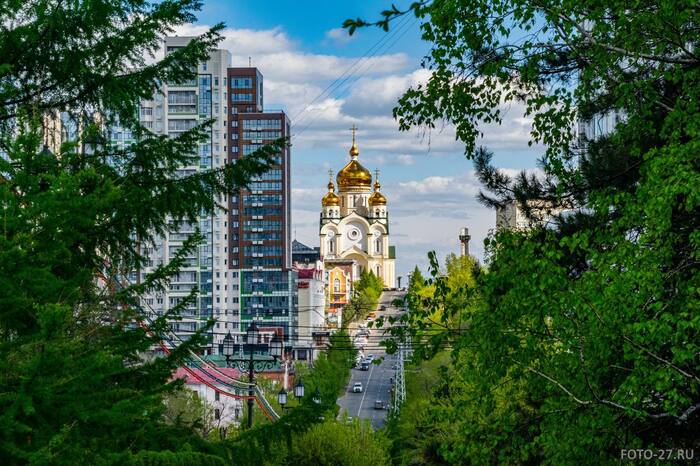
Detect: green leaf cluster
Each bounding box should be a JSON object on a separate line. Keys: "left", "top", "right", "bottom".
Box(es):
{"left": 0, "top": 1, "right": 283, "bottom": 464}
{"left": 356, "top": 0, "right": 700, "bottom": 462}
{"left": 343, "top": 269, "right": 384, "bottom": 325}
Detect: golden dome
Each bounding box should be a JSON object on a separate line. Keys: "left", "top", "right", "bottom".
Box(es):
{"left": 368, "top": 176, "right": 387, "bottom": 206}
{"left": 336, "top": 143, "right": 372, "bottom": 191}
{"left": 322, "top": 191, "right": 340, "bottom": 206}
{"left": 322, "top": 172, "right": 340, "bottom": 206}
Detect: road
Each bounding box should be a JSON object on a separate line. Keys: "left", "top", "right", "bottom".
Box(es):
{"left": 337, "top": 290, "right": 406, "bottom": 429}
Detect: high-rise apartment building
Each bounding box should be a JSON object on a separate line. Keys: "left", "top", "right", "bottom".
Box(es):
{"left": 47, "top": 38, "right": 299, "bottom": 358}
{"left": 227, "top": 67, "right": 297, "bottom": 357}
{"left": 134, "top": 37, "right": 236, "bottom": 353}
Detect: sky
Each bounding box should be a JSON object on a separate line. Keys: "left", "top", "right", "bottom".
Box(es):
{"left": 185, "top": 0, "right": 541, "bottom": 281}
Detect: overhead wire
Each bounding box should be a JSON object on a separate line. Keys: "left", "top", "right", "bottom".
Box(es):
{"left": 293, "top": 15, "right": 419, "bottom": 138}
{"left": 289, "top": 12, "right": 413, "bottom": 130}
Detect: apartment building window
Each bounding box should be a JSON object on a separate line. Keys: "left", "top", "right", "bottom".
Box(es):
{"left": 242, "top": 130, "right": 282, "bottom": 139}
{"left": 167, "top": 119, "right": 197, "bottom": 131}
{"left": 243, "top": 206, "right": 281, "bottom": 216}
{"left": 168, "top": 91, "right": 197, "bottom": 105}
{"left": 140, "top": 106, "right": 153, "bottom": 116}
{"left": 250, "top": 169, "right": 282, "bottom": 181}
{"left": 242, "top": 119, "right": 281, "bottom": 130}
{"left": 231, "top": 77, "right": 253, "bottom": 89}
{"left": 214, "top": 77, "right": 219, "bottom": 86}
{"left": 232, "top": 93, "right": 253, "bottom": 102}
{"left": 248, "top": 181, "right": 282, "bottom": 190}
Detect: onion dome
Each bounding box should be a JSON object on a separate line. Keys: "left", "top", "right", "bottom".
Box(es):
{"left": 368, "top": 171, "right": 387, "bottom": 206}
{"left": 336, "top": 131, "right": 372, "bottom": 191}
{"left": 322, "top": 172, "right": 340, "bottom": 206}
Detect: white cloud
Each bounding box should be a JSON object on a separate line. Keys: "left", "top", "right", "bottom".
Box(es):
{"left": 396, "top": 154, "right": 415, "bottom": 165}
{"left": 174, "top": 24, "right": 295, "bottom": 54}
{"left": 163, "top": 23, "right": 540, "bottom": 276}
{"left": 324, "top": 27, "right": 355, "bottom": 45}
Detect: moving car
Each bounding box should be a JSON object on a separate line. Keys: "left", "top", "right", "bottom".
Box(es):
{"left": 360, "top": 361, "right": 370, "bottom": 371}
{"left": 374, "top": 400, "right": 385, "bottom": 410}
{"left": 353, "top": 382, "right": 363, "bottom": 393}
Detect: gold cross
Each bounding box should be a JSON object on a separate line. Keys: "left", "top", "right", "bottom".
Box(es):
{"left": 328, "top": 169, "right": 333, "bottom": 181}
{"left": 349, "top": 124, "right": 358, "bottom": 144}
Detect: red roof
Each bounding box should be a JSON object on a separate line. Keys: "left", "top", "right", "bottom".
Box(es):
{"left": 173, "top": 366, "right": 243, "bottom": 386}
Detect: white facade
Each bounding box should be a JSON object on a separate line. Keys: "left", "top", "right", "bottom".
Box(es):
{"left": 319, "top": 140, "right": 396, "bottom": 288}
{"left": 293, "top": 260, "right": 326, "bottom": 361}
{"left": 496, "top": 199, "right": 563, "bottom": 231}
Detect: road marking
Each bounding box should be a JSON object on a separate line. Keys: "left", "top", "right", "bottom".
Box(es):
{"left": 357, "top": 357, "right": 375, "bottom": 417}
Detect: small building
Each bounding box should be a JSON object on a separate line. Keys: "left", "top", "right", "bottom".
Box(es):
{"left": 173, "top": 367, "right": 244, "bottom": 429}
{"left": 292, "top": 239, "right": 320, "bottom": 264}
{"left": 293, "top": 260, "right": 328, "bottom": 361}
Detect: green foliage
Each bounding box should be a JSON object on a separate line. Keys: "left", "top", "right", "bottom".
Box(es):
{"left": 0, "top": 1, "right": 283, "bottom": 464}
{"left": 385, "top": 352, "right": 451, "bottom": 465}
{"left": 224, "top": 331, "right": 356, "bottom": 464}
{"left": 343, "top": 270, "right": 384, "bottom": 325}
{"left": 289, "top": 418, "right": 391, "bottom": 466}
{"left": 407, "top": 265, "right": 425, "bottom": 292}
{"left": 355, "top": 0, "right": 700, "bottom": 462}
{"left": 162, "top": 389, "right": 214, "bottom": 436}
{"left": 126, "top": 450, "right": 226, "bottom": 466}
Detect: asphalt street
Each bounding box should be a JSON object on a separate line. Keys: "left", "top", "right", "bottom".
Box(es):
{"left": 337, "top": 290, "right": 406, "bottom": 429}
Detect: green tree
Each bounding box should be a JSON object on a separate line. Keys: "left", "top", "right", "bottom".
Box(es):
{"left": 407, "top": 265, "right": 425, "bottom": 292}
{"left": 223, "top": 331, "right": 356, "bottom": 464}
{"left": 343, "top": 270, "right": 384, "bottom": 326}
{"left": 350, "top": 0, "right": 700, "bottom": 462}
{"left": 0, "top": 1, "right": 283, "bottom": 464}
{"left": 289, "top": 418, "right": 391, "bottom": 466}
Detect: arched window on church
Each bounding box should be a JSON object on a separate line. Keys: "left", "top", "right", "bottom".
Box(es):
{"left": 375, "top": 237, "right": 382, "bottom": 254}
{"left": 333, "top": 278, "right": 340, "bottom": 293}
{"left": 376, "top": 265, "right": 381, "bottom": 276}
{"left": 328, "top": 239, "right": 334, "bottom": 253}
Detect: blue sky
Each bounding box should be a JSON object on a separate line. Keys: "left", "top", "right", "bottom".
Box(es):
{"left": 187, "top": 1, "right": 540, "bottom": 280}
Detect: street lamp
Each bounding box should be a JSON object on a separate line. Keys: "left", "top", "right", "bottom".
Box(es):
{"left": 278, "top": 379, "right": 305, "bottom": 412}
{"left": 270, "top": 333, "right": 283, "bottom": 359}
{"left": 222, "top": 321, "right": 281, "bottom": 428}
{"left": 294, "top": 379, "right": 305, "bottom": 398}
{"left": 312, "top": 387, "right": 322, "bottom": 405}
{"left": 277, "top": 388, "right": 288, "bottom": 407}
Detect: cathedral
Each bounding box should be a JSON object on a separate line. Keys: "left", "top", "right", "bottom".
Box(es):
{"left": 319, "top": 128, "right": 396, "bottom": 316}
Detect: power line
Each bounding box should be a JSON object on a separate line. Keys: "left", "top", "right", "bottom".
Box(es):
{"left": 290, "top": 13, "right": 413, "bottom": 129}
{"left": 293, "top": 16, "right": 419, "bottom": 138}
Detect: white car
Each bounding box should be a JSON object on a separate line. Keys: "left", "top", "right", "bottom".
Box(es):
{"left": 352, "top": 382, "right": 363, "bottom": 393}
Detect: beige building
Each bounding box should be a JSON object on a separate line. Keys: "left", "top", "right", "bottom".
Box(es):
{"left": 318, "top": 130, "right": 396, "bottom": 288}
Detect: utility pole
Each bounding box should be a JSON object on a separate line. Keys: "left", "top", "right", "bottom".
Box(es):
{"left": 392, "top": 338, "right": 407, "bottom": 413}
